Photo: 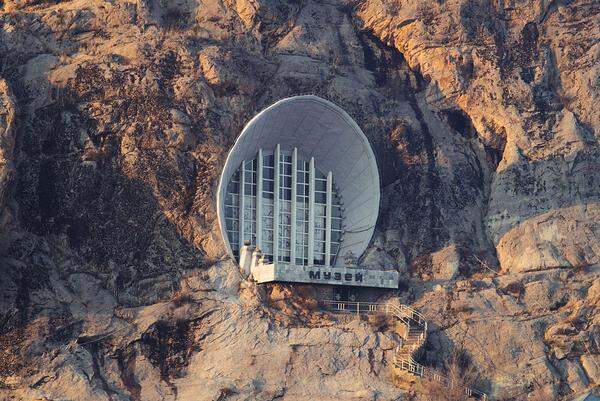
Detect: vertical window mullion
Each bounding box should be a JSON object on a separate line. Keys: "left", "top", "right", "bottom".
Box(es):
{"left": 256, "top": 148, "right": 263, "bottom": 250}
{"left": 238, "top": 161, "right": 245, "bottom": 253}
{"left": 308, "top": 157, "right": 315, "bottom": 266}
{"left": 291, "top": 148, "right": 297, "bottom": 264}
{"left": 274, "top": 144, "right": 280, "bottom": 263}
{"left": 325, "top": 171, "right": 332, "bottom": 267}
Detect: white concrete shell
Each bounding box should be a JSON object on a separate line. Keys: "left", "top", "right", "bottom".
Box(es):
{"left": 217, "top": 95, "right": 380, "bottom": 267}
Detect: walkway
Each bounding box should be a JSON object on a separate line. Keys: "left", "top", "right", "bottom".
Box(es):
{"left": 322, "top": 300, "right": 487, "bottom": 400}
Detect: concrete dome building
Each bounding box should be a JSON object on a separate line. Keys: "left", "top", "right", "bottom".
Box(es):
{"left": 217, "top": 95, "right": 397, "bottom": 289}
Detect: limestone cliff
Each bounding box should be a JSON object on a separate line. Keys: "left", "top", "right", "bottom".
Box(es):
{"left": 0, "top": 0, "right": 598, "bottom": 400}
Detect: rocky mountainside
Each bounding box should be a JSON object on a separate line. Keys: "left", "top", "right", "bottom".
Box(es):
{"left": 0, "top": 0, "right": 598, "bottom": 400}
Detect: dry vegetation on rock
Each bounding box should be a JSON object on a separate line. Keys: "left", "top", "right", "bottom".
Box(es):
{"left": 411, "top": 351, "right": 481, "bottom": 401}
{"left": 0, "top": 0, "right": 598, "bottom": 400}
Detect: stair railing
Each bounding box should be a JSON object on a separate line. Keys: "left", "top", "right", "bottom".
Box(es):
{"left": 321, "top": 300, "right": 487, "bottom": 400}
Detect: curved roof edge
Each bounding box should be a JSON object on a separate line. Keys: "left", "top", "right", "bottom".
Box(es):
{"left": 216, "top": 95, "right": 380, "bottom": 264}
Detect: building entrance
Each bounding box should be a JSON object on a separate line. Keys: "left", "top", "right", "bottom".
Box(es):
{"left": 333, "top": 286, "right": 357, "bottom": 302}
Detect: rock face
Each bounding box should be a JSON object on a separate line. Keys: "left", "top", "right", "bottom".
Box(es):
{"left": 357, "top": 0, "right": 600, "bottom": 274}
{"left": 0, "top": 79, "right": 16, "bottom": 233}
{"left": 0, "top": 0, "right": 598, "bottom": 400}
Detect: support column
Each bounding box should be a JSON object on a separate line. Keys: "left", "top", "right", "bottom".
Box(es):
{"left": 238, "top": 161, "right": 245, "bottom": 252}
{"left": 325, "top": 171, "right": 332, "bottom": 267}
{"left": 290, "top": 148, "right": 298, "bottom": 264}
{"left": 307, "top": 157, "right": 315, "bottom": 266}
{"left": 273, "top": 144, "right": 280, "bottom": 263}
{"left": 238, "top": 241, "right": 254, "bottom": 277}
{"left": 256, "top": 149, "right": 263, "bottom": 250}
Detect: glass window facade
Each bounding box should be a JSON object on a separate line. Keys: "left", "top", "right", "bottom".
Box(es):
{"left": 224, "top": 170, "right": 240, "bottom": 258}
{"left": 225, "top": 145, "right": 343, "bottom": 266}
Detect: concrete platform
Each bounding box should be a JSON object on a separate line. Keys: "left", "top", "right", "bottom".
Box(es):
{"left": 251, "top": 262, "right": 399, "bottom": 289}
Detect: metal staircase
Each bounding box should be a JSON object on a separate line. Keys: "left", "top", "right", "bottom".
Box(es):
{"left": 322, "top": 301, "right": 487, "bottom": 400}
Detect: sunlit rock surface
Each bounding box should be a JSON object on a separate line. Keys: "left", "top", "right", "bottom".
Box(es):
{"left": 0, "top": 0, "right": 598, "bottom": 400}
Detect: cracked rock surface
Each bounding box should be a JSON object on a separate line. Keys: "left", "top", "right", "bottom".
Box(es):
{"left": 0, "top": 0, "right": 598, "bottom": 400}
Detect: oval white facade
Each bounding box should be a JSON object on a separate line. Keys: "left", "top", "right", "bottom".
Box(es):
{"left": 217, "top": 95, "right": 380, "bottom": 268}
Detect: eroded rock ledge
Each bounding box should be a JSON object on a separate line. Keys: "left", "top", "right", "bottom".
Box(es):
{"left": 0, "top": 0, "right": 598, "bottom": 400}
